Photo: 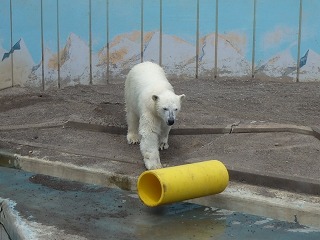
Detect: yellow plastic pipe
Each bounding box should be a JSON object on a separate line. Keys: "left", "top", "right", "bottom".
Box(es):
{"left": 137, "top": 160, "right": 229, "bottom": 207}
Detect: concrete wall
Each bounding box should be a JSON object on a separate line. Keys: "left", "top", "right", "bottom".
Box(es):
{"left": 0, "top": 0, "right": 319, "bottom": 90}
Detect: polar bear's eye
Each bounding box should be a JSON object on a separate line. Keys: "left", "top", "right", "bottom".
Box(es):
{"left": 174, "top": 108, "right": 178, "bottom": 111}
{"left": 163, "top": 107, "right": 168, "bottom": 111}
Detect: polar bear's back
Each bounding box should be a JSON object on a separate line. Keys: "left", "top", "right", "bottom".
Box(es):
{"left": 125, "top": 62, "right": 174, "bottom": 112}
{"left": 126, "top": 61, "right": 172, "bottom": 90}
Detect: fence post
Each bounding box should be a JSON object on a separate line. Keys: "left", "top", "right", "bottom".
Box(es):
{"left": 296, "top": 0, "right": 303, "bottom": 83}
{"left": 214, "top": 0, "right": 219, "bottom": 79}
{"left": 251, "top": 0, "right": 257, "bottom": 79}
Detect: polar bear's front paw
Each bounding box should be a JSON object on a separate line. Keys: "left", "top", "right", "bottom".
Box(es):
{"left": 159, "top": 142, "right": 169, "bottom": 150}
{"left": 143, "top": 155, "right": 162, "bottom": 170}
{"left": 127, "top": 133, "right": 140, "bottom": 144}
{"left": 145, "top": 160, "right": 163, "bottom": 170}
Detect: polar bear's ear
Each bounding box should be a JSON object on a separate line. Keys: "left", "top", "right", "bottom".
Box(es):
{"left": 179, "top": 94, "right": 186, "bottom": 101}
{"left": 152, "top": 95, "right": 159, "bottom": 102}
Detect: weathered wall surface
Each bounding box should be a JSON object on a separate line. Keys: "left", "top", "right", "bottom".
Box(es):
{"left": 0, "top": 0, "right": 319, "bottom": 90}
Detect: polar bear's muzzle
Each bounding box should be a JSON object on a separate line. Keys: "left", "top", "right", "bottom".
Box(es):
{"left": 167, "top": 118, "right": 175, "bottom": 126}
{"left": 166, "top": 111, "right": 175, "bottom": 126}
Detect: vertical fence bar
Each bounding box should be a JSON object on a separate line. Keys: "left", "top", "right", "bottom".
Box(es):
{"left": 106, "top": 0, "right": 109, "bottom": 83}
{"left": 141, "top": 0, "right": 144, "bottom": 62}
{"left": 40, "top": 0, "right": 45, "bottom": 90}
{"left": 251, "top": 0, "right": 257, "bottom": 78}
{"left": 195, "top": 0, "right": 199, "bottom": 79}
{"left": 56, "top": 0, "right": 61, "bottom": 88}
{"left": 296, "top": 0, "right": 303, "bottom": 83}
{"left": 159, "top": 0, "right": 162, "bottom": 66}
{"left": 10, "top": 0, "right": 13, "bottom": 86}
{"left": 89, "top": 0, "right": 92, "bottom": 84}
{"left": 214, "top": 0, "right": 218, "bottom": 78}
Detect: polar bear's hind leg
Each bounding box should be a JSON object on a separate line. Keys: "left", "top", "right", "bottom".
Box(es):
{"left": 126, "top": 111, "right": 140, "bottom": 144}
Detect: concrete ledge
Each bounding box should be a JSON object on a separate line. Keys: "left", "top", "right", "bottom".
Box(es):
{"left": 63, "top": 121, "right": 232, "bottom": 135}
{"left": 1, "top": 151, "right": 320, "bottom": 229}
{"left": 1, "top": 149, "right": 320, "bottom": 196}
{"left": 0, "top": 150, "right": 137, "bottom": 191}
{"left": 63, "top": 121, "right": 127, "bottom": 135}
{"left": 0, "top": 121, "right": 65, "bottom": 131}
{"left": 1, "top": 121, "right": 319, "bottom": 140}
{"left": 0, "top": 199, "right": 28, "bottom": 240}
{"left": 228, "top": 166, "right": 320, "bottom": 195}
{"left": 231, "top": 123, "right": 314, "bottom": 136}
{"left": 64, "top": 121, "right": 320, "bottom": 140}
{"left": 188, "top": 182, "right": 320, "bottom": 229}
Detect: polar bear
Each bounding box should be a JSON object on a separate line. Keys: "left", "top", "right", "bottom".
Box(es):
{"left": 125, "top": 62, "right": 185, "bottom": 170}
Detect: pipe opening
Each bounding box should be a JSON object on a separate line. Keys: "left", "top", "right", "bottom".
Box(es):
{"left": 138, "top": 172, "right": 163, "bottom": 206}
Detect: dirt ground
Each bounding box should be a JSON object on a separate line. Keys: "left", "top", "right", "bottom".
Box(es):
{"left": 1, "top": 78, "right": 320, "bottom": 128}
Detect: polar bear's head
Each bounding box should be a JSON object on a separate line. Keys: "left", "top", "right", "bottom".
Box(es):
{"left": 152, "top": 92, "right": 185, "bottom": 126}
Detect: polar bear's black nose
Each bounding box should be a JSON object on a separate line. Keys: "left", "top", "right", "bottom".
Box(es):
{"left": 167, "top": 119, "right": 174, "bottom": 126}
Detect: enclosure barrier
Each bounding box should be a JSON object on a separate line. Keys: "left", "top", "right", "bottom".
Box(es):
{"left": 137, "top": 160, "right": 229, "bottom": 207}
{"left": 1, "top": 0, "right": 319, "bottom": 91}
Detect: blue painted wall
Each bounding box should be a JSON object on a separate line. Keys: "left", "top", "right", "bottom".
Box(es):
{"left": 0, "top": 0, "right": 319, "bottom": 90}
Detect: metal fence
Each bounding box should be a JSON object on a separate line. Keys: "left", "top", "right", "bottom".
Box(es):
{"left": 0, "top": 0, "right": 319, "bottom": 90}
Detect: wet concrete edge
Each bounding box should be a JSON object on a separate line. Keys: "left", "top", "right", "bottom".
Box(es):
{"left": 1, "top": 149, "right": 320, "bottom": 230}
{"left": 0, "top": 149, "right": 319, "bottom": 197}
{"left": 0, "top": 198, "right": 27, "bottom": 240}
{"left": 0, "top": 149, "right": 137, "bottom": 191}
{"left": 227, "top": 167, "right": 320, "bottom": 195}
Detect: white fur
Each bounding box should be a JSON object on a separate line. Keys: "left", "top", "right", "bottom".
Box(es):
{"left": 125, "top": 62, "right": 185, "bottom": 170}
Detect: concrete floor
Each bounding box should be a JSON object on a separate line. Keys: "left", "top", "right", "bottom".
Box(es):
{"left": 1, "top": 82, "right": 320, "bottom": 239}
{"left": 1, "top": 167, "right": 320, "bottom": 240}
